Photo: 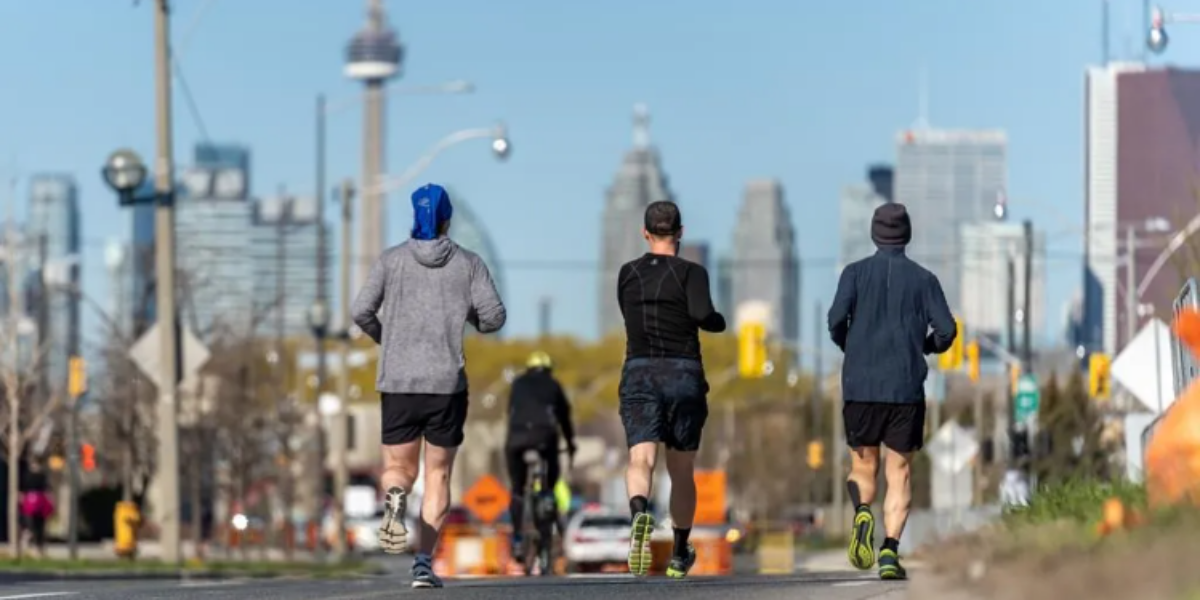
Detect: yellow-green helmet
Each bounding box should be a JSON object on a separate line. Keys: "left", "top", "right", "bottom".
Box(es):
{"left": 526, "top": 350, "right": 553, "bottom": 370}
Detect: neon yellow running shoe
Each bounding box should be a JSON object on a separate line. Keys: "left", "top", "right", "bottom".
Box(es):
{"left": 878, "top": 548, "right": 907, "bottom": 580}
{"left": 627, "top": 512, "right": 656, "bottom": 576}
{"left": 665, "top": 543, "right": 696, "bottom": 579}
{"left": 847, "top": 506, "right": 876, "bottom": 570}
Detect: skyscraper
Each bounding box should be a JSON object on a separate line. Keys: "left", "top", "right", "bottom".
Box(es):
{"left": 251, "top": 195, "right": 326, "bottom": 338}
{"left": 1083, "top": 63, "right": 1200, "bottom": 354}
{"left": 27, "top": 174, "right": 81, "bottom": 387}
{"left": 445, "top": 192, "right": 505, "bottom": 307}
{"left": 597, "top": 105, "right": 676, "bottom": 336}
{"left": 175, "top": 144, "right": 257, "bottom": 339}
{"left": 130, "top": 189, "right": 155, "bottom": 337}
{"left": 894, "top": 129, "right": 1007, "bottom": 313}
{"left": 959, "top": 222, "right": 1046, "bottom": 345}
{"left": 839, "top": 165, "right": 893, "bottom": 273}
{"left": 731, "top": 179, "right": 800, "bottom": 344}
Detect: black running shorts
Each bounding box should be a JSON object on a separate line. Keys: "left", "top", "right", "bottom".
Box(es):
{"left": 842, "top": 401, "right": 926, "bottom": 453}
{"left": 381, "top": 391, "right": 469, "bottom": 447}
{"left": 618, "top": 357, "right": 709, "bottom": 451}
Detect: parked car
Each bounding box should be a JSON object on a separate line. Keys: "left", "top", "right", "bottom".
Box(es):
{"left": 563, "top": 508, "right": 630, "bottom": 573}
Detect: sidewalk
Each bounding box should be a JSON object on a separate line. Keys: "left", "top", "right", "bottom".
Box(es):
{"left": 15, "top": 542, "right": 325, "bottom": 563}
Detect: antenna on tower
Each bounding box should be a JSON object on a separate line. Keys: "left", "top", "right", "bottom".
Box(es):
{"left": 367, "top": 0, "right": 386, "bottom": 29}
{"left": 633, "top": 103, "right": 651, "bottom": 148}
{"left": 913, "top": 66, "right": 930, "bottom": 130}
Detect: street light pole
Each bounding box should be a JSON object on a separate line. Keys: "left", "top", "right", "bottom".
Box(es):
{"left": 333, "top": 178, "right": 355, "bottom": 559}
{"left": 1126, "top": 226, "right": 1138, "bottom": 350}
{"left": 153, "top": 0, "right": 181, "bottom": 565}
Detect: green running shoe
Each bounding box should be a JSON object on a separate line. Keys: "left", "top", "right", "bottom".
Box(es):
{"left": 627, "top": 512, "right": 656, "bottom": 576}
{"left": 847, "top": 506, "right": 876, "bottom": 570}
{"left": 665, "top": 543, "right": 696, "bottom": 579}
{"left": 878, "top": 548, "right": 907, "bottom": 580}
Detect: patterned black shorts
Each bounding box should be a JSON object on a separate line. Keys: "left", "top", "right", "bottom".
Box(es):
{"left": 618, "top": 358, "right": 709, "bottom": 451}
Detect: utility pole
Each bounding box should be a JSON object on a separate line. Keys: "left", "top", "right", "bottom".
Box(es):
{"left": 1004, "top": 255, "right": 1016, "bottom": 469}
{"left": 1125, "top": 226, "right": 1137, "bottom": 349}
{"left": 811, "top": 301, "right": 822, "bottom": 504}
{"left": 274, "top": 191, "right": 295, "bottom": 561}
{"left": 153, "top": 0, "right": 182, "bottom": 564}
{"left": 332, "top": 179, "right": 355, "bottom": 559}
{"left": 1022, "top": 220, "right": 1034, "bottom": 370}
{"left": 312, "top": 92, "right": 329, "bottom": 562}
{"left": 538, "top": 297, "right": 551, "bottom": 338}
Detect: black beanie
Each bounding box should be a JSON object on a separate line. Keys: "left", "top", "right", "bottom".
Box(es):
{"left": 871, "top": 202, "right": 912, "bottom": 246}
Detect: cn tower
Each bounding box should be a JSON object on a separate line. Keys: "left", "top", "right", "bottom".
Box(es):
{"left": 345, "top": 0, "right": 402, "bottom": 288}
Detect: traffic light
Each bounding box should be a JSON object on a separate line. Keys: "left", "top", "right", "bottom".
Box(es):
{"left": 938, "top": 318, "right": 965, "bottom": 370}
{"left": 966, "top": 340, "right": 980, "bottom": 383}
{"left": 1089, "top": 352, "right": 1112, "bottom": 401}
{"left": 81, "top": 443, "right": 95, "bottom": 472}
{"left": 738, "top": 322, "right": 768, "bottom": 379}
{"left": 68, "top": 356, "right": 87, "bottom": 399}
{"left": 806, "top": 441, "right": 824, "bottom": 470}
{"left": 1009, "top": 363, "right": 1022, "bottom": 397}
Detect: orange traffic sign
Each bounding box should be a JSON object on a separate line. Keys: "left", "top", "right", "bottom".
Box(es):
{"left": 463, "top": 474, "right": 510, "bottom": 524}
{"left": 693, "top": 470, "right": 727, "bottom": 526}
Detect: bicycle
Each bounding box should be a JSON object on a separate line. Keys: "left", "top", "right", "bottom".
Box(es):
{"left": 519, "top": 446, "right": 569, "bottom": 576}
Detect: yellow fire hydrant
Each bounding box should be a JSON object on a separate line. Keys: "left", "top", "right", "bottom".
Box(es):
{"left": 114, "top": 501, "right": 141, "bottom": 559}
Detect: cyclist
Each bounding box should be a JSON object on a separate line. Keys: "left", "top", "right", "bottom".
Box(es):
{"left": 504, "top": 350, "right": 576, "bottom": 564}
{"left": 616, "top": 200, "right": 725, "bottom": 579}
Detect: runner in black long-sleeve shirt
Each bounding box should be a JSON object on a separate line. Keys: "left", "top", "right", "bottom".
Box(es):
{"left": 616, "top": 200, "right": 725, "bottom": 579}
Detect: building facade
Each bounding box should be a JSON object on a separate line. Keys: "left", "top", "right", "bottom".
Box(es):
{"left": 839, "top": 166, "right": 894, "bottom": 273}
{"left": 1084, "top": 63, "right": 1200, "bottom": 354}
{"left": 679, "top": 242, "right": 710, "bottom": 271}
{"left": 598, "top": 105, "right": 677, "bottom": 337}
{"left": 730, "top": 179, "right": 800, "bottom": 344}
{"left": 250, "top": 195, "right": 325, "bottom": 338}
{"left": 27, "top": 175, "right": 81, "bottom": 387}
{"left": 959, "top": 222, "right": 1046, "bottom": 345}
{"left": 894, "top": 129, "right": 1007, "bottom": 313}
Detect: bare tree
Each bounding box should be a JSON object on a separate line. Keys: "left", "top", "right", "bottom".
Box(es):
{"left": 0, "top": 218, "right": 65, "bottom": 557}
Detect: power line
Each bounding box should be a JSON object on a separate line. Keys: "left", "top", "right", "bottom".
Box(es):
{"left": 171, "top": 54, "right": 213, "bottom": 147}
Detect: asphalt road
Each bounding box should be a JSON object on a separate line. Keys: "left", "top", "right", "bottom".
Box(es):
{"left": 0, "top": 572, "right": 907, "bottom": 600}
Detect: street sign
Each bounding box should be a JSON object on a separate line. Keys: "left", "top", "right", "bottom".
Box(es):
{"left": 128, "top": 321, "right": 211, "bottom": 394}
{"left": 1112, "top": 319, "right": 1176, "bottom": 414}
{"left": 1014, "top": 374, "right": 1040, "bottom": 426}
{"left": 68, "top": 356, "right": 87, "bottom": 399}
{"left": 463, "top": 474, "right": 510, "bottom": 524}
{"left": 926, "top": 420, "right": 979, "bottom": 474}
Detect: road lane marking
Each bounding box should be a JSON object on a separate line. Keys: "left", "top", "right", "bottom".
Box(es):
{"left": 832, "top": 581, "right": 873, "bottom": 587}
{"left": 0, "top": 593, "right": 79, "bottom": 599}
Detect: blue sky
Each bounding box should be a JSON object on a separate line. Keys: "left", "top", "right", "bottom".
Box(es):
{"left": 1, "top": 0, "right": 1195, "bottom": 360}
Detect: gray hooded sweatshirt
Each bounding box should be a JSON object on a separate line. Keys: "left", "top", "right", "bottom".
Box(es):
{"left": 351, "top": 236, "right": 506, "bottom": 394}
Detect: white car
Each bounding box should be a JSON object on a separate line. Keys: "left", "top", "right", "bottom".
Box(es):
{"left": 564, "top": 510, "right": 631, "bottom": 573}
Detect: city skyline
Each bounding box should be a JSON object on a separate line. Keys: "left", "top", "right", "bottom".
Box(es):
{"left": 0, "top": 0, "right": 1169, "bottom": 348}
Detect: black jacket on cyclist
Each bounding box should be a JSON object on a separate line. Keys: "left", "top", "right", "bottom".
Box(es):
{"left": 505, "top": 368, "right": 575, "bottom": 451}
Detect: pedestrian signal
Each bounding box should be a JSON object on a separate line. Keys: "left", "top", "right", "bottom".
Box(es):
{"left": 738, "top": 322, "right": 768, "bottom": 379}
{"left": 806, "top": 441, "right": 824, "bottom": 470}
{"left": 68, "top": 356, "right": 87, "bottom": 398}
{"left": 938, "top": 318, "right": 965, "bottom": 371}
{"left": 966, "top": 340, "right": 980, "bottom": 383}
{"left": 81, "top": 443, "right": 96, "bottom": 472}
{"left": 1089, "top": 352, "right": 1112, "bottom": 401}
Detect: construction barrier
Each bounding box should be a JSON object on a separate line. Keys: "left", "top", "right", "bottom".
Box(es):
{"left": 648, "top": 529, "right": 731, "bottom": 576}
{"left": 434, "top": 524, "right": 515, "bottom": 577}
{"left": 756, "top": 530, "right": 795, "bottom": 574}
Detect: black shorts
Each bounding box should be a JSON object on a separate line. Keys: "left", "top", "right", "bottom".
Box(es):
{"left": 618, "top": 358, "right": 709, "bottom": 451}
{"left": 381, "top": 391, "right": 469, "bottom": 447}
{"left": 843, "top": 401, "right": 926, "bottom": 453}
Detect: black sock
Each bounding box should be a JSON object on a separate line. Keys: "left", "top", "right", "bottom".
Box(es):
{"left": 630, "top": 495, "right": 649, "bottom": 517}
{"left": 847, "top": 481, "right": 862, "bottom": 508}
{"left": 882, "top": 537, "right": 900, "bottom": 553}
{"left": 672, "top": 528, "right": 691, "bottom": 557}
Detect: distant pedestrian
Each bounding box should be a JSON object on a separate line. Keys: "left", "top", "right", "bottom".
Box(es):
{"left": 352, "top": 183, "right": 507, "bottom": 589}
{"left": 19, "top": 461, "right": 54, "bottom": 559}
{"left": 828, "top": 202, "right": 956, "bottom": 580}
